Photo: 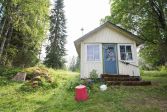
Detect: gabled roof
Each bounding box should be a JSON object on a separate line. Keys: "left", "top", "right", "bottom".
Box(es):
{"left": 74, "top": 21, "right": 143, "bottom": 55}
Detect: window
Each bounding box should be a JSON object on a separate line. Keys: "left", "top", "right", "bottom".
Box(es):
{"left": 87, "top": 44, "right": 100, "bottom": 61}
{"left": 120, "top": 45, "right": 133, "bottom": 61}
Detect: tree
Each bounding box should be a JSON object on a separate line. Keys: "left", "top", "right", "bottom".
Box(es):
{"left": 102, "top": 0, "right": 167, "bottom": 67}
{"left": 44, "top": 0, "right": 67, "bottom": 69}
{"left": 0, "top": 0, "right": 49, "bottom": 67}
{"left": 75, "top": 56, "right": 80, "bottom": 72}
{"left": 69, "top": 56, "right": 76, "bottom": 71}
{"left": 69, "top": 56, "right": 80, "bottom": 72}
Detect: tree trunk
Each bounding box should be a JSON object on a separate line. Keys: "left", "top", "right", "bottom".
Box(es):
{"left": 0, "top": 26, "right": 10, "bottom": 61}
{"left": 4, "top": 27, "right": 13, "bottom": 66}
{"left": 0, "top": 37, "right": 7, "bottom": 59}
{"left": 0, "top": 18, "right": 6, "bottom": 36}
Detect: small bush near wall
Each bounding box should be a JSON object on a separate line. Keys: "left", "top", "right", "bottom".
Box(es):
{"left": 89, "top": 69, "right": 98, "bottom": 82}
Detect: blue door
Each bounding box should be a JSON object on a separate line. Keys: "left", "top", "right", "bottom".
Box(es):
{"left": 103, "top": 44, "right": 117, "bottom": 74}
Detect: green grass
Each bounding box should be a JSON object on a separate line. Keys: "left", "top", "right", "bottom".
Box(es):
{"left": 0, "top": 69, "right": 167, "bottom": 112}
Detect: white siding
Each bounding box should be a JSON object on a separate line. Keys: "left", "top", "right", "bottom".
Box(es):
{"left": 80, "top": 26, "right": 140, "bottom": 78}
{"left": 83, "top": 27, "right": 136, "bottom": 43}
{"left": 117, "top": 43, "right": 140, "bottom": 76}
{"left": 80, "top": 43, "right": 102, "bottom": 78}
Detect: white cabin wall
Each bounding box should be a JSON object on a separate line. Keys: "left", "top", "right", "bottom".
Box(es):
{"left": 80, "top": 26, "right": 140, "bottom": 78}
{"left": 80, "top": 42, "right": 103, "bottom": 78}
{"left": 84, "top": 27, "right": 135, "bottom": 43}
{"left": 80, "top": 43, "right": 85, "bottom": 78}
{"left": 117, "top": 43, "right": 140, "bottom": 76}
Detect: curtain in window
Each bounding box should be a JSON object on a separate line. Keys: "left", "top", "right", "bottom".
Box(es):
{"left": 87, "top": 45, "right": 100, "bottom": 61}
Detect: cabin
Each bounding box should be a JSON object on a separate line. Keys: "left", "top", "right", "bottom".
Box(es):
{"left": 74, "top": 21, "right": 142, "bottom": 79}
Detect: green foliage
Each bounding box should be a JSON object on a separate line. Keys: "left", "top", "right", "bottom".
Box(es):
{"left": 141, "top": 70, "right": 167, "bottom": 77}
{"left": 159, "top": 66, "right": 167, "bottom": 72}
{"left": 139, "top": 44, "right": 165, "bottom": 68}
{"left": 0, "top": 66, "right": 21, "bottom": 79}
{"left": 102, "top": 0, "right": 167, "bottom": 66}
{"left": 69, "top": 56, "right": 80, "bottom": 72}
{"left": 138, "top": 57, "right": 155, "bottom": 70}
{"left": 0, "top": 0, "right": 50, "bottom": 67}
{"left": 64, "top": 76, "right": 82, "bottom": 91}
{"left": 44, "top": 0, "right": 67, "bottom": 69}
{"left": 140, "top": 69, "right": 144, "bottom": 76}
{"left": 89, "top": 69, "right": 98, "bottom": 82}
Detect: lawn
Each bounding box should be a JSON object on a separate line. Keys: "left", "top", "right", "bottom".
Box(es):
{"left": 0, "top": 69, "right": 167, "bottom": 112}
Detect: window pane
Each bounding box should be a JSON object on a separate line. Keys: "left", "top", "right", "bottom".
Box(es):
{"left": 120, "top": 52, "right": 126, "bottom": 60}
{"left": 127, "top": 53, "right": 133, "bottom": 60}
{"left": 120, "top": 46, "right": 125, "bottom": 52}
{"left": 87, "top": 45, "right": 100, "bottom": 61}
{"left": 87, "top": 45, "right": 94, "bottom": 61}
{"left": 126, "top": 46, "right": 132, "bottom": 52}
{"left": 87, "top": 55, "right": 94, "bottom": 61}
{"left": 94, "top": 46, "right": 100, "bottom": 60}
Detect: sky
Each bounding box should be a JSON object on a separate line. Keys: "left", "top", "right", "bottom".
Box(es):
{"left": 64, "top": 0, "right": 110, "bottom": 64}
{"left": 48, "top": 0, "right": 110, "bottom": 65}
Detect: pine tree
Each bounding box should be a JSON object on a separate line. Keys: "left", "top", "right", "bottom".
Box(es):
{"left": 44, "top": 0, "right": 66, "bottom": 68}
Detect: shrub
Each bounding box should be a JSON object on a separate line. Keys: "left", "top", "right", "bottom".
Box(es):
{"left": 0, "top": 67, "right": 21, "bottom": 79}
{"left": 64, "top": 76, "right": 82, "bottom": 91}
{"left": 89, "top": 69, "right": 98, "bottom": 82}
{"left": 140, "top": 69, "right": 144, "bottom": 76}
{"left": 159, "top": 66, "right": 167, "bottom": 72}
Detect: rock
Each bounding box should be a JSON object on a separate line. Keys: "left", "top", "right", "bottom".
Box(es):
{"left": 32, "top": 81, "right": 39, "bottom": 88}
{"left": 12, "top": 72, "right": 27, "bottom": 81}
{"left": 32, "top": 76, "right": 41, "bottom": 81}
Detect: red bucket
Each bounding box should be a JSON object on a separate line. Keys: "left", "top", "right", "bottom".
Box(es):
{"left": 75, "top": 85, "right": 88, "bottom": 101}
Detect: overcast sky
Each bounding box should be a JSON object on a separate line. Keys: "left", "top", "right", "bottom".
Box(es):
{"left": 64, "top": 0, "right": 110, "bottom": 64}
{"left": 47, "top": 0, "right": 110, "bottom": 65}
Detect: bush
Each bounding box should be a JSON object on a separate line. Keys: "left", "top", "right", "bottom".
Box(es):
{"left": 140, "top": 69, "right": 144, "bottom": 76}
{"left": 159, "top": 66, "right": 167, "bottom": 72}
{"left": 64, "top": 76, "right": 82, "bottom": 91}
{"left": 0, "top": 66, "right": 21, "bottom": 79}
{"left": 64, "top": 77, "right": 98, "bottom": 93}
{"left": 89, "top": 69, "right": 98, "bottom": 82}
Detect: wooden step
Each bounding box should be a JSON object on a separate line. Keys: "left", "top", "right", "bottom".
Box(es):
{"left": 106, "top": 81, "right": 151, "bottom": 86}
{"left": 101, "top": 74, "right": 129, "bottom": 78}
{"left": 101, "top": 74, "right": 141, "bottom": 81}
{"left": 103, "top": 76, "right": 141, "bottom": 81}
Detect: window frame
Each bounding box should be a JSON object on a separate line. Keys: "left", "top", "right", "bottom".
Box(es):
{"left": 119, "top": 44, "right": 134, "bottom": 62}
{"left": 86, "top": 44, "right": 100, "bottom": 62}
